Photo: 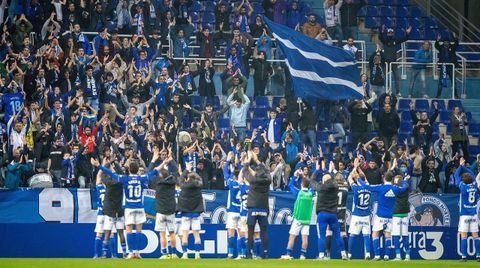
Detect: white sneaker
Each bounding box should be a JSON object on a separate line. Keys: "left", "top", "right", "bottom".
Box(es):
{"left": 299, "top": 255, "right": 306, "bottom": 260}
{"left": 315, "top": 257, "right": 326, "bottom": 261}
{"left": 181, "top": 253, "right": 189, "bottom": 259}
{"left": 324, "top": 256, "right": 331, "bottom": 260}
{"left": 405, "top": 254, "right": 410, "bottom": 261}
{"left": 393, "top": 257, "right": 402, "bottom": 261}
{"left": 195, "top": 252, "right": 201, "bottom": 259}
{"left": 126, "top": 253, "right": 136, "bottom": 259}
{"left": 372, "top": 256, "right": 382, "bottom": 261}
{"left": 280, "top": 255, "right": 293, "bottom": 260}
{"left": 384, "top": 256, "right": 390, "bottom": 261}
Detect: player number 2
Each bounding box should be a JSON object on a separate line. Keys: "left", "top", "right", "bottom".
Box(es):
{"left": 128, "top": 185, "right": 141, "bottom": 198}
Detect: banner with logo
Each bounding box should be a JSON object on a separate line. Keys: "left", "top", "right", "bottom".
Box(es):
{"left": 0, "top": 188, "right": 478, "bottom": 259}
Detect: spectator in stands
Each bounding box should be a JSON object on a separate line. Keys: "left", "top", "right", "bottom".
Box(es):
{"left": 227, "top": 88, "right": 251, "bottom": 141}
{"left": 252, "top": 51, "right": 273, "bottom": 97}
{"left": 41, "top": 12, "right": 61, "bottom": 41}
{"left": 215, "top": 2, "right": 230, "bottom": 32}
{"left": 378, "top": 89, "right": 397, "bottom": 111}
{"left": 12, "top": 14, "right": 33, "bottom": 48}
{"left": 281, "top": 123, "right": 300, "bottom": 163}
{"left": 360, "top": 73, "right": 377, "bottom": 131}
{"left": 116, "top": 0, "right": 132, "bottom": 33}
{"left": 220, "top": 60, "right": 238, "bottom": 95}
{"left": 47, "top": 137, "right": 66, "bottom": 185}
{"left": 5, "top": 147, "right": 32, "bottom": 189}
{"left": 197, "top": 25, "right": 215, "bottom": 58}
{"left": 435, "top": 33, "right": 459, "bottom": 98}
{"left": 225, "top": 69, "right": 247, "bottom": 97}
{"left": 234, "top": 0, "right": 253, "bottom": 33}
{"left": 323, "top": 0, "right": 343, "bottom": 42}
{"left": 250, "top": 15, "right": 268, "bottom": 38}
{"left": 340, "top": 0, "right": 364, "bottom": 40}
{"left": 89, "top": 2, "right": 107, "bottom": 33}
{"left": 343, "top": 37, "right": 359, "bottom": 60}
{"left": 378, "top": 25, "right": 412, "bottom": 96}
{"left": 376, "top": 102, "right": 399, "bottom": 148}
{"left": 409, "top": 41, "right": 432, "bottom": 98}
{"left": 255, "top": 30, "right": 272, "bottom": 60}
{"left": 368, "top": 49, "right": 386, "bottom": 96}
{"left": 348, "top": 100, "right": 371, "bottom": 147}
{"left": 169, "top": 18, "right": 195, "bottom": 59}
{"left": 174, "top": 0, "right": 192, "bottom": 27}
{"left": 450, "top": 106, "right": 469, "bottom": 162}
{"left": 298, "top": 100, "right": 318, "bottom": 156}
{"left": 195, "top": 59, "right": 216, "bottom": 104}
{"left": 419, "top": 155, "right": 442, "bottom": 193}
{"left": 303, "top": 14, "right": 322, "bottom": 39}
{"left": 273, "top": 0, "right": 287, "bottom": 24}
{"left": 329, "top": 101, "right": 348, "bottom": 148}
{"left": 410, "top": 101, "right": 439, "bottom": 153}
{"left": 317, "top": 28, "right": 333, "bottom": 46}
{"left": 287, "top": 1, "right": 302, "bottom": 30}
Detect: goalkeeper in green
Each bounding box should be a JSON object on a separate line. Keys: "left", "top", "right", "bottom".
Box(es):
{"left": 281, "top": 175, "right": 314, "bottom": 259}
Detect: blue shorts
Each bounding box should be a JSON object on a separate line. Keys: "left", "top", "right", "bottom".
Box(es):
{"left": 246, "top": 209, "right": 268, "bottom": 227}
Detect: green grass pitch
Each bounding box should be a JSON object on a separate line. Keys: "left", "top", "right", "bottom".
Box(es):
{"left": 0, "top": 259, "right": 478, "bottom": 268}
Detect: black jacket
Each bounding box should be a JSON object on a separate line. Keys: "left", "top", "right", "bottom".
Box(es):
{"left": 377, "top": 109, "right": 400, "bottom": 137}
{"left": 348, "top": 101, "right": 372, "bottom": 132}
{"left": 312, "top": 176, "right": 338, "bottom": 214}
{"left": 435, "top": 38, "right": 459, "bottom": 66}
{"left": 340, "top": 1, "right": 365, "bottom": 27}
{"left": 419, "top": 157, "right": 442, "bottom": 193}
{"left": 379, "top": 33, "right": 410, "bottom": 62}
{"left": 252, "top": 59, "right": 272, "bottom": 81}
{"left": 177, "top": 170, "right": 204, "bottom": 213}
{"left": 154, "top": 175, "right": 177, "bottom": 215}
{"left": 244, "top": 163, "right": 271, "bottom": 210}
{"left": 393, "top": 190, "right": 410, "bottom": 214}
{"left": 102, "top": 176, "right": 124, "bottom": 217}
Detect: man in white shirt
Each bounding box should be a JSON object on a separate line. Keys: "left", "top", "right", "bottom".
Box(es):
{"left": 227, "top": 88, "right": 251, "bottom": 141}
{"left": 324, "top": 0, "right": 343, "bottom": 42}
{"left": 342, "top": 37, "right": 358, "bottom": 59}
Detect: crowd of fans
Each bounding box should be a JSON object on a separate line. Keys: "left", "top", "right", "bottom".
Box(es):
{"left": 0, "top": 0, "right": 475, "bottom": 195}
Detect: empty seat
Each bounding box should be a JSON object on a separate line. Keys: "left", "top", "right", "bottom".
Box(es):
{"left": 394, "top": 28, "right": 405, "bottom": 39}
{"left": 255, "top": 96, "right": 270, "bottom": 108}
{"left": 253, "top": 107, "right": 268, "bottom": 118}
{"left": 398, "top": 98, "right": 411, "bottom": 111}
{"left": 409, "top": 28, "right": 422, "bottom": 39}
{"left": 365, "top": 17, "right": 379, "bottom": 28}
{"left": 425, "top": 17, "right": 438, "bottom": 29}
{"left": 400, "top": 121, "right": 413, "bottom": 134}
{"left": 202, "top": 12, "right": 216, "bottom": 24}
{"left": 401, "top": 111, "right": 412, "bottom": 122}
{"left": 251, "top": 118, "right": 267, "bottom": 130}
{"left": 190, "top": 95, "right": 203, "bottom": 108}
{"left": 395, "top": 6, "right": 409, "bottom": 17}
{"left": 191, "top": 12, "right": 200, "bottom": 23}
{"left": 431, "top": 99, "right": 446, "bottom": 111}
{"left": 409, "top": 17, "right": 422, "bottom": 28}
{"left": 380, "top": 6, "right": 394, "bottom": 17}
{"left": 191, "top": 1, "right": 204, "bottom": 12}
{"left": 447, "top": 99, "right": 462, "bottom": 110}
{"left": 204, "top": 1, "right": 216, "bottom": 12}
{"left": 439, "top": 111, "right": 450, "bottom": 123}
{"left": 366, "top": 6, "right": 378, "bottom": 17}
{"left": 469, "top": 123, "right": 480, "bottom": 136}
{"left": 357, "top": 6, "right": 367, "bottom": 17}
{"left": 381, "top": 17, "right": 394, "bottom": 28}
{"left": 409, "top": 6, "right": 424, "bottom": 17}
{"left": 395, "top": 17, "right": 408, "bottom": 28}
{"left": 415, "top": 99, "right": 429, "bottom": 111}
{"left": 218, "top": 117, "right": 230, "bottom": 129}
{"left": 271, "top": 96, "right": 283, "bottom": 108}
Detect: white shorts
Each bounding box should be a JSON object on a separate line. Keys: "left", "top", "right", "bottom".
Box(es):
{"left": 372, "top": 216, "right": 392, "bottom": 232}
{"left": 392, "top": 216, "right": 409, "bottom": 236}
{"left": 458, "top": 215, "right": 479, "bottom": 233}
{"left": 94, "top": 215, "right": 105, "bottom": 233}
{"left": 226, "top": 212, "right": 241, "bottom": 229}
{"left": 348, "top": 215, "right": 371, "bottom": 235}
{"left": 288, "top": 219, "right": 310, "bottom": 236}
{"left": 175, "top": 217, "right": 182, "bottom": 235}
{"left": 124, "top": 208, "right": 146, "bottom": 225}
{"left": 180, "top": 216, "right": 202, "bottom": 231}
{"left": 104, "top": 216, "right": 125, "bottom": 232}
{"left": 239, "top": 216, "right": 260, "bottom": 233}
{"left": 155, "top": 213, "right": 176, "bottom": 232}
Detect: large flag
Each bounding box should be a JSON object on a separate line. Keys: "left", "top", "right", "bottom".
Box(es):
{"left": 264, "top": 17, "right": 363, "bottom": 100}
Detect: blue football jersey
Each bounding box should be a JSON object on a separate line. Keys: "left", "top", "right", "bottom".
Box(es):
{"left": 239, "top": 182, "right": 249, "bottom": 217}
{"left": 358, "top": 179, "right": 409, "bottom": 218}
{"left": 351, "top": 182, "right": 372, "bottom": 217}
{"left": 2, "top": 93, "right": 23, "bottom": 122}
{"left": 96, "top": 184, "right": 106, "bottom": 216}
{"left": 455, "top": 166, "right": 480, "bottom": 216}
{"left": 99, "top": 165, "right": 158, "bottom": 209}
{"left": 226, "top": 179, "right": 241, "bottom": 213}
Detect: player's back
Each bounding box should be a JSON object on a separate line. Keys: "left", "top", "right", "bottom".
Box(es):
{"left": 337, "top": 183, "right": 349, "bottom": 219}
{"left": 239, "top": 182, "right": 249, "bottom": 217}
{"left": 459, "top": 182, "right": 479, "bottom": 216}
{"left": 227, "top": 178, "right": 241, "bottom": 213}
{"left": 122, "top": 175, "right": 148, "bottom": 209}
{"left": 96, "top": 184, "right": 106, "bottom": 215}
{"left": 351, "top": 183, "right": 372, "bottom": 217}
{"left": 373, "top": 183, "right": 404, "bottom": 218}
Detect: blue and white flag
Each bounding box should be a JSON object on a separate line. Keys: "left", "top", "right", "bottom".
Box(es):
{"left": 264, "top": 18, "right": 363, "bottom": 100}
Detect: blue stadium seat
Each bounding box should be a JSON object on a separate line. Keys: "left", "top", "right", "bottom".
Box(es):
{"left": 383, "top": 0, "right": 396, "bottom": 6}
{"left": 191, "top": 1, "right": 204, "bottom": 12}
{"left": 408, "top": 17, "right": 422, "bottom": 28}
{"left": 204, "top": 1, "right": 216, "bottom": 12}
{"left": 251, "top": 118, "right": 267, "bottom": 129}
{"left": 212, "top": 96, "right": 221, "bottom": 109}
{"left": 218, "top": 117, "right": 230, "bottom": 129}
{"left": 425, "top": 29, "right": 438, "bottom": 40}
{"left": 409, "top": 6, "right": 424, "bottom": 17}
{"left": 398, "top": 98, "right": 411, "bottom": 112}
{"left": 397, "top": 0, "right": 410, "bottom": 6}
{"left": 191, "top": 95, "right": 203, "bottom": 109}
{"left": 191, "top": 12, "right": 200, "bottom": 23}
{"left": 394, "top": 28, "right": 405, "bottom": 39}
{"left": 469, "top": 145, "right": 480, "bottom": 156}
{"left": 447, "top": 99, "right": 462, "bottom": 110}
{"left": 202, "top": 12, "right": 216, "bottom": 24}
{"left": 431, "top": 99, "right": 446, "bottom": 111}
{"left": 255, "top": 96, "right": 270, "bottom": 108}
{"left": 425, "top": 17, "right": 438, "bottom": 29}
{"left": 409, "top": 28, "right": 422, "bottom": 39}
{"left": 317, "top": 131, "right": 330, "bottom": 145}
{"left": 446, "top": 124, "right": 452, "bottom": 134}
{"left": 439, "top": 111, "right": 450, "bottom": 123}
{"left": 400, "top": 121, "right": 413, "bottom": 134}
{"left": 395, "top": 17, "right": 408, "bottom": 29}
{"left": 253, "top": 107, "right": 268, "bottom": 118}
{"left": 432, "top": 122, "right": 439, "bottom": 135}
{"left": 381, "top": 17, "right": 394, "bottom": 28}
{"left": 357, "top": 6, "right": 367, "bottom": 17}
{"left": 365, "top": 0, "right": 383, "bottom": 5}
{"left": 466, "top": 112, "right": 473, "bottom": 123}
{"left": 397, "top": 134, "right": 411, "bottom": 145}
{"left": 380, "top": 6, "right": 394, "bottom": 17}
{"left": 401, "top": 111, "right": 412, "bottom": 122}
{"left": 365, "top": 17, "right": 379, "bottom": 28}
{"left": 271, "top": 96, "right": 283, "bottom": 108}
{"left": 366, "top": 6, "right": 378, "bottom": 17}
{"left": 395, "top": 6, "right": 409, "bottom": 17}
{"left": 415, "top": 99, "right": 429, "bottom": 111}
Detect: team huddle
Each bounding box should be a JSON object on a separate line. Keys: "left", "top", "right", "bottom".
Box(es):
{"left": 89, "top": 149, "right": 480, "bottom": 261}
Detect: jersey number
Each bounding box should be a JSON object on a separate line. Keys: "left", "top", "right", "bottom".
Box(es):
{"left": 358, "top": 193, "right": 370, "bottom": 206}
{"left": 337, "top": 192, "right": 343, "bottom": 206}
{"left": 127, "top": 185, "right": 142, "bottom": 198}
{"left": 10, "top": 101, "right": 21, "bottom": 113}
{"left": 468, "top": 192, "right": 476, "bottom": 203}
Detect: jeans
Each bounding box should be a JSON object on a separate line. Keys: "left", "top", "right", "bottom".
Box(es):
{"left": 302, "top": 129, "right": 318, "bottom": 156}
{"left": 326, "top": 25, "right": 343, "bottom": 43}
{"left": 342, "top": 26, "right": 358, "bottom": 40}
{"left": 332, "top": 123, "right": 346, "bottom": 148}
{"left": 409, "top": 69, "right": 426, "bottom": 97}
{"left": 232, "top": 127, "right": 247, "bottom": 141}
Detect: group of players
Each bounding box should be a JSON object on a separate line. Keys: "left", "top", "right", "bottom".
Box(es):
{"left": 89, "top": 147, "right": 480, "bottom": 261}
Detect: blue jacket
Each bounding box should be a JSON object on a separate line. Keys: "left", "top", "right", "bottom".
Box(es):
{"left": 413, "top": 48, "right": 432, "bottom": 69}
{"left": 264, "top": 114, "right": 284, "bottom": 144}
{"left": 5, "top": 162, "right": 32, "bottom": 189}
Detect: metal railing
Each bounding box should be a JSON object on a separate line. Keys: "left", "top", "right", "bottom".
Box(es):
{"left": 413, "top": 0, "right": 480, "bottom": 42}
{"left": 387, "top": 61, "right": 457, "bottom": 99}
